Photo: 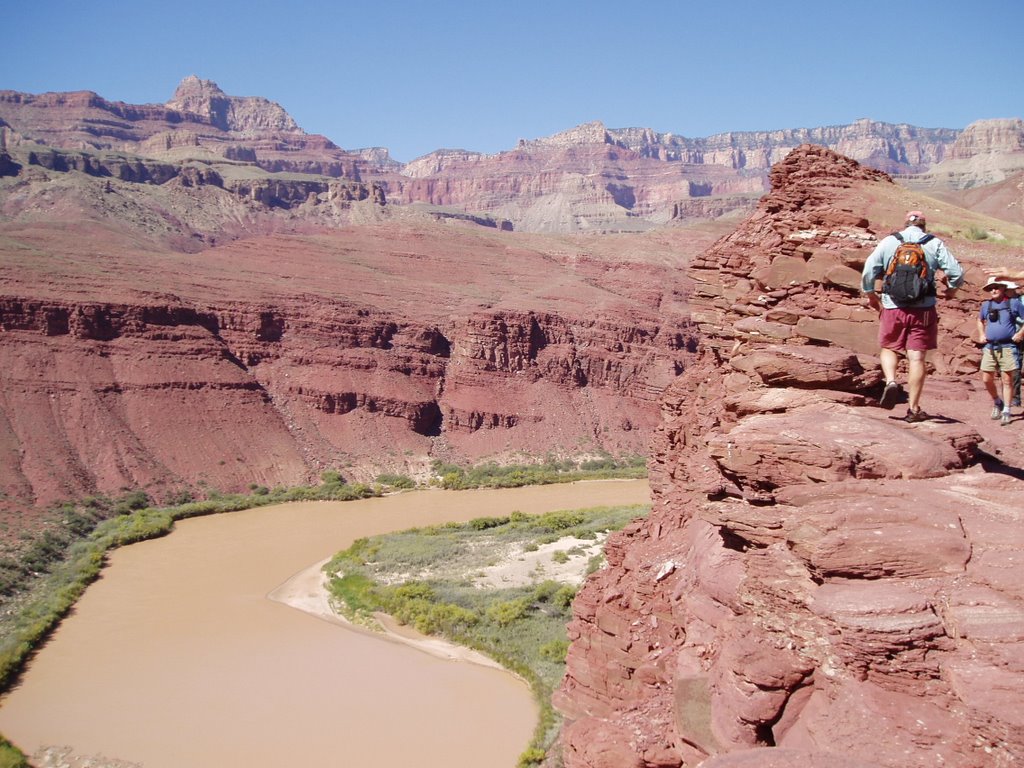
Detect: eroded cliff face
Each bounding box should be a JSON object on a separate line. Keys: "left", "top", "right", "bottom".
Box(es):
{"left": 950, "top": 119, "right": 1024, "bottom": 160}
{"left": 0, "top": 82, "right": 372, "bottom": 182}
{"left": 0, "top": 215, "right": 717, "bottom": 539}
{"left": 389, "top": 121, "right": 960, "bottom": 233}
{"left": 554, "top": 146, "right": 1024, "bottom": 768}
{"left": 904, "top": 119, "right": 1024, "bottom": 195}
{"left": 5, "top": 80, "right": 1004, "bottom": 237}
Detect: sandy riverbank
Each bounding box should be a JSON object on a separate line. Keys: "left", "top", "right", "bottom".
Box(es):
{"left": 267, "top": 558, "right": 506, "bottom": 668}
{"left": 267, "top": 523, "right": 610, "bottom": 669}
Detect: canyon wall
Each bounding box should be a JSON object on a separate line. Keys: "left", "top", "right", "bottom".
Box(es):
{"left": 7, "top": 79, "right": 1019, "bottom": 236}
{"left": 0, "top": 212, "right": 712, "bottom": 536}
{"left": 553, "top": 146, "right": 1024, "bottom": 767}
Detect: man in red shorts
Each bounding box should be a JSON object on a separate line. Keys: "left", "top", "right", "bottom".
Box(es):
{"left": 861, "top": 210, "right": 964, "bottom": 422}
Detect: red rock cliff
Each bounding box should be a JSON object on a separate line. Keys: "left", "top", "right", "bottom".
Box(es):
{"left": 0, "top": 217, "right": 715, "bottom": 535}
{"left": 554, "top": 145, "right": 1024, "bottom": 768}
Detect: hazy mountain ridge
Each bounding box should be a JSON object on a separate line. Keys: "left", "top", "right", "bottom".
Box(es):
{"left": 3, "top": 78, "right": 1021, "bottom": 233}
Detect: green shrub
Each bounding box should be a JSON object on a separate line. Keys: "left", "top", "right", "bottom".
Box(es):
{"left": 531, "top": 580, "right": 562, "bottom": 603}
{"left": 0, "top": 736, "right": 27, "bottom": 768}
{"left": 166, "top": 489, "right": 194, "bottom": 505}
{"left": 468, "top": 515, "right": 510, "bottom": 531}
{"left": 328, "top": 572, "right": 377, "bottom": 615}
{"left": 430, "top": 456, "right": 648, "bottom": 490}
{"left": 321, "top": 469, "right": 346, "bottom": 485}
{"left": 553, "top": 585, "right": 577, "bottom": 609}
{"left": 539, "top": 639, "right": 569, "bottom": 662}
{"left": 112, "top": 490, "right": 151, "bottom": 514}
{"left": 530, "top": 511, "right": 585, "bottom": 533}
{"left": 440, "top": 471, "right": 467, "bottom": 490}
{"left": 580, "top": 457, "right": 616, "bottom": 471}
{"left": 375, "top": 473, "right": 416, "bottom": 489}
{"left": 518, "top": 747, "right": 547, "bottom": 767}
{"left": 486, "top": 597, "right": 532, "bottom": 626}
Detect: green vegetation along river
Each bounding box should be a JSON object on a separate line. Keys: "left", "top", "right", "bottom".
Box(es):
{"left": 0, "top": 480, "right": 650, "bottom": 768}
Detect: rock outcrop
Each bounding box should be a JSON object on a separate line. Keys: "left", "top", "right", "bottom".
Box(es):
{"left": 554, "top": 146, "right": 1024, "bottom": 767}
{"left": 165, "top": 75, "right": 302, "bottom": 136}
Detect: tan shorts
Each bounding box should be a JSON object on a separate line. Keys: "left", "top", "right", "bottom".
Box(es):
{"left": 980, "top": 345, "right": 1020, "bottom": 373}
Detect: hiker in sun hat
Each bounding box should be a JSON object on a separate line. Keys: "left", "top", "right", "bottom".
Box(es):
{"left": 861, "top": 210, "right": 964, "bottom": 423}
{"left": 977, "top": 278, "right": 1024, "bottom": 425}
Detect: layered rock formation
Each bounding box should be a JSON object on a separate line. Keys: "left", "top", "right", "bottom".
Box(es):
{"left": 392, "top": 120, "right": 960, "bottom": 233}
{"left": 902, "top": 119, "right": 1024, "bottom": 195}
{"left": 554, "top": 146, "right": 1024, "bottom": 767}
{"left": 2, "top": 77, "right": 1023, "bottom": 543}
{"left": 165, "top": 75, "right": 302, "bottom": 136}
{"left": 0, "top": 211, "right": 720, "bottom": 539}
{"left": 5, "top": 79, "right": 1014, "bottom": 236}
{"left": 0, "top": 78, "right": 374, "bottom": 182}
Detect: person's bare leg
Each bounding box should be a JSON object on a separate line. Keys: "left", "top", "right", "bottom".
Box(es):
{"left": 982, "top": 370, "right": 998, "bottom": 401}
{"left": 1001, "top": 370, "right": 1013, "bottom": 409}
{"left": 880, "top": 347, "right": 900, "bottom": 384}
{"left": 906, "top": 349, "right": 927, "bottom": 412}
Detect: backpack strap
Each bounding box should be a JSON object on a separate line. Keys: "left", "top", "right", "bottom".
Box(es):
{"left": 891, "top": 232, "right": 905, "bottom": 243}
{"left": 1011, "top": 297, "right": 1024, "bottom": 326}
{"left": 917, "top": 234, "right": 935, "bottom": 245}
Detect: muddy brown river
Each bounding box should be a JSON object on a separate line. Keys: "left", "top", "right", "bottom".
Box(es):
{"left": 0, "top": 480, "right": 649, "bottom": 767}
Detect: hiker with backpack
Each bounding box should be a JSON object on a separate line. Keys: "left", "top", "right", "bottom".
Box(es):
{"left": 861, "top": 210, "right": 964, "bottom": 423}
{"left": 977, "top": 279, "right": 1024, "bottom": 426}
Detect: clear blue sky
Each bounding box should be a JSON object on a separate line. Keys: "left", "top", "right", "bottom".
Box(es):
{"left": 3, "top": 0, "right": 1021, "bottom": 162}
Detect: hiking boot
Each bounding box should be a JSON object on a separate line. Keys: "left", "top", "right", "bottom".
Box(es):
{"left": 1001, "top": 411, "right": 1012, "bottom": 426}
{"left": 904, "top": 408, "right": 928, "bottom": 423}
{"left": 991, "top": 402, "right": 1004, "bottom": 420}
{"left": 879, "top": 381, "right": 901, "bottom": 410}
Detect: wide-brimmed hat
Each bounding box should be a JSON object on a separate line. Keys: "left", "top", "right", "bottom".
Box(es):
{"left": 983, "top": 279, "right": 1009, "bottom": 291}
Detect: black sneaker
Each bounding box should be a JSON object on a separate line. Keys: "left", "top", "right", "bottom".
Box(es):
{"left": 904, "top": 408, "right": 929, "bottom": 423}
{"left": 879, "top": 381, "right": 901, "bottom": 410}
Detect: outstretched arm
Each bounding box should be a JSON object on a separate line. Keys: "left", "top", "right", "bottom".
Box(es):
{"left": 984, "top": 267, "right": 1024, "bottom": 282}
